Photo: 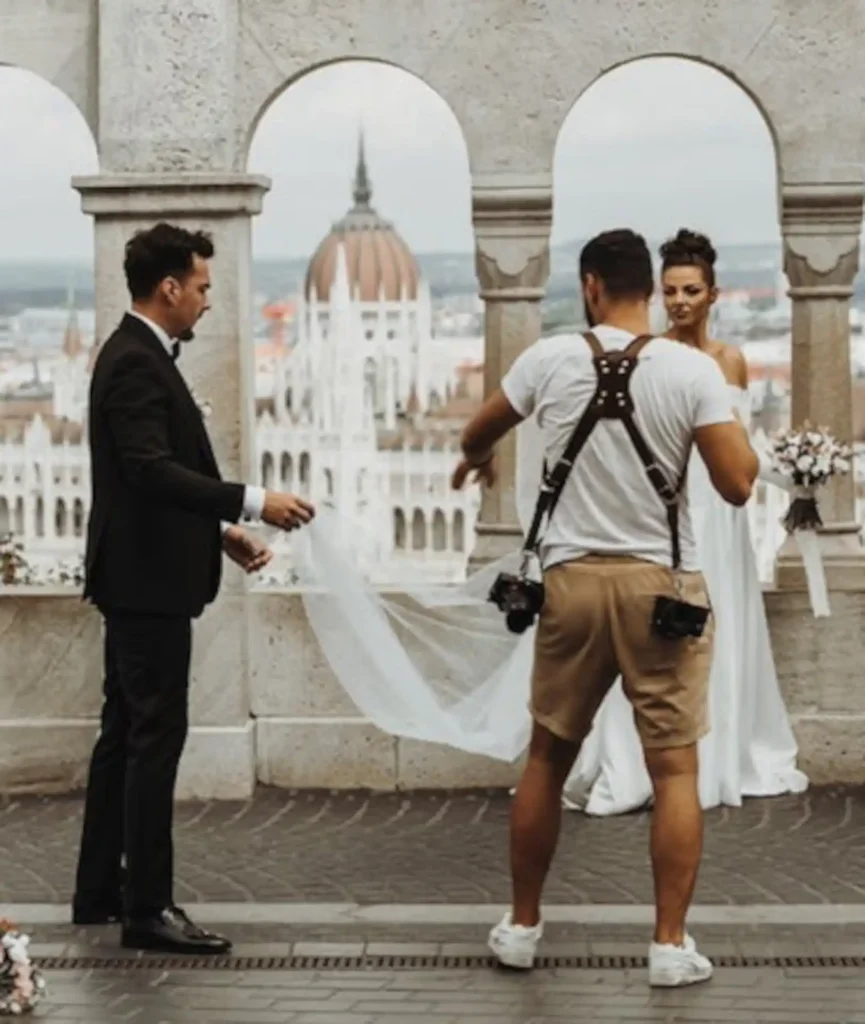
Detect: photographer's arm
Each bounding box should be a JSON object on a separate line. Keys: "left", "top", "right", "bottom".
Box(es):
{"left": 452, "top": 389, "right": 525, "bottom": 490}
{"left": 461, "top": 389, "right": 526, "bottom": 465}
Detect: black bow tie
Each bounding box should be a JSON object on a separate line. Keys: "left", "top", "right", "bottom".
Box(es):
{"left": 171, "top": 341, "right": 180, "bottom": 361}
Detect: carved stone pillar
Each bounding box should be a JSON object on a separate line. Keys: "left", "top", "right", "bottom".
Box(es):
{"left": 469, "top": 175, "right": 552, "bottom": 567}
{"left": 776, "top": 182, "right": 865, "bottom": 588}
{"left": 73, "top": 172, "right": 270, "bottom": 797}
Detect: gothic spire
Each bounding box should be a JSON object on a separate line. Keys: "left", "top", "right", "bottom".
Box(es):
{"left": 352, "top": 128, "right": 372, "bottom": 210}
{"left": 62, "top": 271, "right": 83, "bottom": 358}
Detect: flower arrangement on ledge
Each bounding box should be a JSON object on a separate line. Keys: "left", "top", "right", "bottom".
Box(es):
{"left": 768, "top": 423, "right": 853, "bottom": 532}
{"left": 767, "top": 423, "right": 855, "bottom": 618}
{"left": 0, "top": 920, "right": 46, "bottom": 1015}
{"left": 0, "top": 534, "right": 84, "bottom": 588}
{"left": 0, "top": 535, "right": 27, "bottom": 586}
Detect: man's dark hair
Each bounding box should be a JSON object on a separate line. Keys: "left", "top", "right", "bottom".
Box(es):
{"left": 124, "top": 222, "right": 215, "bottom": 301}
{"left": 579, "top": 229, "right": 653, "bottom": 301}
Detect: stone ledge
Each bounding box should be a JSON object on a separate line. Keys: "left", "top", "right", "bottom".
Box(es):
{"left": 397, "top": 738, "right": 520, "bottom": 789}
{"left": 791, "top": 714, "right": 865, "bottom": 784}
{"left": 0, "top": 720, "right": 255, "bottom": 799}
{"left": 256, "top": 717, "right": 398, "bottom": 790}
{"left": 72, "top": 173, "right": 272, "bottom": 217}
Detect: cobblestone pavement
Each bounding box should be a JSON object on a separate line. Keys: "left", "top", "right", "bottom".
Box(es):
{"left": 32, "top": 965, "right": 865, "bottom": 1023}
{"left": 2, "top": 786, "right": 865, "bottom": 905}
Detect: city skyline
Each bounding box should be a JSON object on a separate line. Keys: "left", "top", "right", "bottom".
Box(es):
{"left": 0, "top": 57, "right": 783, "bottom": 264}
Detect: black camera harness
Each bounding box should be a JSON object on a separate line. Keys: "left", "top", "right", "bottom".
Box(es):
{"left": 521, "top": 332, "right": 687, "bottom": 573}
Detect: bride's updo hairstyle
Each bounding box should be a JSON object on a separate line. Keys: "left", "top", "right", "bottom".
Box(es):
{"left": 659, "top": 229, "right": 717, "bottom": 288}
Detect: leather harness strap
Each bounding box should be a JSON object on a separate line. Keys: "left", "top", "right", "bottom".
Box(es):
{"left": 522, "top": 331, "right": 687, "bottom": 570}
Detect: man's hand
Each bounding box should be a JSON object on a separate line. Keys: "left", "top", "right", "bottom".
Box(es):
{"left": 262, "top": 491, "right": 316, "bottom": 531}
{"left": 222, "top": 525, "right": 273, "bottom": 574}
{"left": 451, "top": 455, "right": 496, "bottom": 491}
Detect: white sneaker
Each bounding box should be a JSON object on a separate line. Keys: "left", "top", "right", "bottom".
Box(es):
{"left": 488, "top": 912, "right": 543, "bottom": 969}
{"left": 649, "top": 933, "right": 713, "bottom": 987}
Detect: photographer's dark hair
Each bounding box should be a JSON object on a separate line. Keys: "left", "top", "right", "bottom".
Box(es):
{"left": 659, "top": 228, "right": 717, "bottom": 288}
{"left": 124, "top": 222, "right": 215, "bottom": 301}
{"left": 579, "top": 229, "right": 653, "bottom": 301}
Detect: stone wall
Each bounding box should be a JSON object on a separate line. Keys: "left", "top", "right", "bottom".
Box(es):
{"left": 2, "top": 584, "right": 863, "bottom": 796}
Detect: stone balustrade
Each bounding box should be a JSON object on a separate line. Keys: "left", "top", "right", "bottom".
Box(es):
{"left": 0, "top": 583, "right": 861, "bottom": 797}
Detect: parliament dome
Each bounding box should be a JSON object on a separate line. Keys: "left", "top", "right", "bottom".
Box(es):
{"left": 305, "top": 135, "right": 420, "bottom": 304}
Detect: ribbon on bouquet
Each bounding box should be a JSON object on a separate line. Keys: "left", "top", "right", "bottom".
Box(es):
{"left": 783, "top": 485, "right": 831, "bottom": 618}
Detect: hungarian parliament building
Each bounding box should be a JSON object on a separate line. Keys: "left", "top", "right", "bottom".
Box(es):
{"left": 0, "top": 143, "right": 484, "bottom": 586}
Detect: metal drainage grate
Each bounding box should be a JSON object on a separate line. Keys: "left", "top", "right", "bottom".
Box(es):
{"left": 32, "top": 953, "right": 865, "bottom": 971}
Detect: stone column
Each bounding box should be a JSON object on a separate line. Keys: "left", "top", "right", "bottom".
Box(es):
{"left": 776, "top": 182, "right": 865, "bottom": 587}
{"left": 469, "top": 174, "right": 552, "bottom": 567}
{"left": 73, "top": 173, "right": 270, "bottom": 798}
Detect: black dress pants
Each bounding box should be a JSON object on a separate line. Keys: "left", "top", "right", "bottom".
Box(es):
{"left": 74, "top": 610, "right": 192, "bottom": 918}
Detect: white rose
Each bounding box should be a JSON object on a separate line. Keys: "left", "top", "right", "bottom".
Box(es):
{"left": 796, "top": 455, "right": 814, "bottom": 472}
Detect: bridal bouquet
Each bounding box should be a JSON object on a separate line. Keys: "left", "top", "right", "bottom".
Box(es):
{"left": 769, "top": 424, "right": 853, "bottom": 529}
{"left": 0, "top": 921, "right": 46, "bottom": 1015}
{"left": 768, "top": 423, "right": 854, "bottom": 617}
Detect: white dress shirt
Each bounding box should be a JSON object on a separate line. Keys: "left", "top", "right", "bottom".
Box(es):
{"left": 128, "top": 310, "right": 266, "bottom": 531}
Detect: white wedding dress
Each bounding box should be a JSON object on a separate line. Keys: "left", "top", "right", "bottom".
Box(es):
{"left": 292, "top": 387, "right": 808, "bottom": 807}
{"left": 560, "top": 385, "right": 808, "bottom": 814}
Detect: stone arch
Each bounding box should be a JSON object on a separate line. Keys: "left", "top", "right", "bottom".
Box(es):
{"left": 13, "top": 498, "right": 24, "bottom": 535}
{"left": 453, "top": 510, "right": 465, "bottom": 553}
{"left": 0, "top": 498, "right": 8, "bottom": 535}
{"left": 245, "top": 60, "right": 472, "bottom": 266}
{"left": 411, "top": 508, "right": 426, "bottom": 551}
{"left": 72, "top": 498, "right": 84, "bottom": 538}
{"left": 393, "top": 508, "right": 406, "bottom": 550}
{"left": 299, "top": 452, "right": 311, "bottom": 491}
{"left": 552, "top": 54, "right": 782, "bottom": 311}
{"left": 555, "top": 55, "right": 780, "bottom": 174}
{"left": 244, "top": 58, "right": 472, "bottom": 172}
{"left": 55, "top": 498, "right": 67, "bottom": 537}
{"left": 552, "top": 57, "right": 781, "bottom": 259}
{"left": 0, "top": 33, "right": 97, "bottom": 142}
{"left": 280, "top": 452, "right": 293, "bottom": 488}
{"left": 0, "top": 66, "right": 99, "bottom": 252}
{"left": 431, "top": 509, "right": 447, "bottom": 551}
{"left": 261, "top": 451, "right": 275, "bottom": 488}
{"left": 35, "top": 497, "right": 45, "bottom": 538}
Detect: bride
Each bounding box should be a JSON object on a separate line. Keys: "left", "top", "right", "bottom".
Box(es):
{"left": 561, "top": 229, "right": 808, "bottom": 814}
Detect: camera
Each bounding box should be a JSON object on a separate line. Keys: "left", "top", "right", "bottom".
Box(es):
{"left": 651, "top": 596, "right": 710, "bottom": 640}
{"left": 488, "top": 572, "right": 545, "bottom": 634}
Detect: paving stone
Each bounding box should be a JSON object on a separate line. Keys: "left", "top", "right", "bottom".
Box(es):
{"left": 28, "top": 966, "right": 865, "bottom": 1022}
{"left": 2, "top": 787, "right": 865, "bottom": 906}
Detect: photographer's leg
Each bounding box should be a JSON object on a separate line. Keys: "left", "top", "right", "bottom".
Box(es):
{"left": 510, "top": 722, "right": 580, "bottom": 927}
{"left": 613, "top": 565, "right": 714, "bottom": 986}
{"left": 489, "top": 561, "right": 614, "bottom": 968}
{"left": 643, "top": 743, "right": 701, "bottom": 945}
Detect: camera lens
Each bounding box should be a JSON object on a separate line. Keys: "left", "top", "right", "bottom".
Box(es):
{"left": 506, "top": 609, "right": 534, "bottom": 634}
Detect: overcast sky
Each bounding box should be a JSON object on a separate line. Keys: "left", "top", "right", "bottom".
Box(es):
{"left": 0, "top": 58, "right": 781, "bottom": 263}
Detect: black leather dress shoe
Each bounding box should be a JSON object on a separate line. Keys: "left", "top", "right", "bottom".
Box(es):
{"left": 121, "top": 906, "right": 231, "bottom": 955}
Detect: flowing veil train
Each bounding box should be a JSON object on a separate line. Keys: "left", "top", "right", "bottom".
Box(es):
{"left": 290, "top": 417, "right": 546, "bottom": 762}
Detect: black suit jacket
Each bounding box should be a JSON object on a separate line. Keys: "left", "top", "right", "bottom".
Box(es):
{"left": 84, "top": 313, "right": 246, "bottom": 618}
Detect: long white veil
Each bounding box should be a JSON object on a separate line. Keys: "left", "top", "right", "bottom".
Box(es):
{"left": 289, "top": 417, "right": 546, "bottom": 762}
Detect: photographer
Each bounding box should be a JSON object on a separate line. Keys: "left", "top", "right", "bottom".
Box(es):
{"left": 452, "top": 229, "right": 757, "bottom": 987}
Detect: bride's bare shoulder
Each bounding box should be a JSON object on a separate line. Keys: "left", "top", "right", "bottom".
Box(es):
{"left": 708, "top": 340, "right": 748, "bottom": 389}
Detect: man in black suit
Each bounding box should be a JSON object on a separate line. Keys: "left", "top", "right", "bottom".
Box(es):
{"left": 72, "top": 222, "right": 313, "bottom": 954}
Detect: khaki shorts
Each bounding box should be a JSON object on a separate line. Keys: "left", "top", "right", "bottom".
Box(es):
{"left": 530, "top": 556, "right": 713, "bottom": 750}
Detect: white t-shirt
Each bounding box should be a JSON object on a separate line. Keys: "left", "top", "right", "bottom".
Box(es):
{"left": 501, "top": 325, "right": 735, "bottom": 571}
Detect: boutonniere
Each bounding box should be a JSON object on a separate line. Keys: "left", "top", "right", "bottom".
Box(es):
{"left": 187, "top": 385, "right": 212, "bottom": 419}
